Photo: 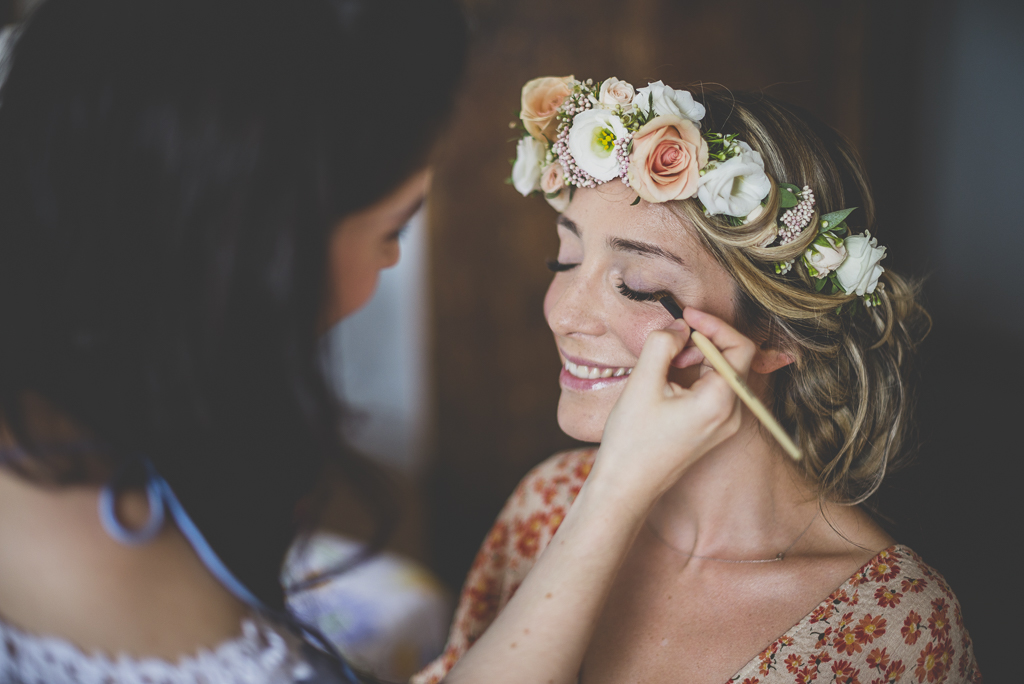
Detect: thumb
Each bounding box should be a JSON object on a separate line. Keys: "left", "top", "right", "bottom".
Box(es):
{"left": 625, "top": 320, "right": 691, "bottom": 396}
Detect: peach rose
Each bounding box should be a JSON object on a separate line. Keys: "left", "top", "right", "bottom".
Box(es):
{"left": 626, "top": 115, "right": 708, "bottom": 203}
{"left": 521, "top": 76, "right": 573, "bottom": 142}
{"left": 541, "top": 162, "right": 570, "bottom": 212}
{"left": 540, "top": 162, "right": 566, "bottom": 195}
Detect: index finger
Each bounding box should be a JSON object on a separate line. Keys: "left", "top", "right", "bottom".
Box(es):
{"left": 682, "top": 308, "right": 756, "bottom": 378}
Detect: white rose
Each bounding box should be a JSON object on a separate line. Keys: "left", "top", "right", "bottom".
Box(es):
{"left": 696, "top": 141, "right": 771, "bottom": 217}
{"left": 567, "top": 109, "right": 628, "bottom": 182}
{"left": 835, "top": 231, "right": 886, "bottom": 295}
{"left": 633, "top": 81, "right": 705, "bottom": 122}
{"left": 598, "top": 77, "right": 635, "bottom": 108}
{"left": 804, "top": 235, "right": 848, "bottom": 279}
{"left": 511, "top": 135, "right": 546, "bottom": 196}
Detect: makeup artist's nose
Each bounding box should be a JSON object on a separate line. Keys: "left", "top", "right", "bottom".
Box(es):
{"left": 544, "top": 269, "right": 606, "bottom": 338}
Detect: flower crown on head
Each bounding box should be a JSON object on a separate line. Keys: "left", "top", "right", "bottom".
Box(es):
{"left": 510, "top": 76, "right": 887, "bottom": 308}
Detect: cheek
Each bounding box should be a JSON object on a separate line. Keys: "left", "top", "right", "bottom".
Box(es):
{"left": 619, "top": 313, "right": 671, "bottom": 359}
{"left": 325, "top": 231, "right": 381, "bottom": 325}
{"left": 337, "top": 262, "right": 379, "bottom": 317}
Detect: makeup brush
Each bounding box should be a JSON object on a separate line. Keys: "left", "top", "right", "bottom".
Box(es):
{"left": 658, "top": 296, "right": 802, "bottom": 462}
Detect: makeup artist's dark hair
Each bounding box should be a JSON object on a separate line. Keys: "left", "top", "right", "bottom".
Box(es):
{"left": 0, "top": 0, "right": 466, "bottom": 609}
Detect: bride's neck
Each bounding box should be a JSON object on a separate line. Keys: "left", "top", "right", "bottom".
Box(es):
{"left": 646, "top": 411, "right": 820, "bottom": 561}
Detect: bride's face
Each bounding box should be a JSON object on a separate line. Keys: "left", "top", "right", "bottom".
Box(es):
{"left": 543, "top": 182, "right": 740, "bottom": 443}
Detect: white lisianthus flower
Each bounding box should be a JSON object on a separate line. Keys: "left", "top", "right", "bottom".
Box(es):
{"left": 835, "top": 231, "right": 886, "bottom": 295}
{"left": 633, "top": 81, "right": 705, "bottom": 122}
{"left": 598, "top": 77, "right": 635, "bottom": 108}
{"left": 804, "top": 235, "right": 848, "bottom": 279}
{"left": 511, "top": 136, "right": 546, "bottom": 196}
{"left": 567, "top": 109, "right": 628, "bottom": 182}
{"left": 696, "top": 141, "right": 771, "bottom": 217}
{"left": 743, "top": 204, "right": 765, "bottom": 224}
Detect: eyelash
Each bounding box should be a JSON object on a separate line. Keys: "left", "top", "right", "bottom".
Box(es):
{"left": 546, "top": 259, "right": 578, "bottom": 272}
{"left": 616, "top": 281, "right": 670, "bottom": 303}
{"left": 547, "top": 261, "right": 670, "bottom": 303}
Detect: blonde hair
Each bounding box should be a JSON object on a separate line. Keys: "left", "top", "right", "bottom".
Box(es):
{"left": 669, "top": 90, "right": 931, "bottom": 505}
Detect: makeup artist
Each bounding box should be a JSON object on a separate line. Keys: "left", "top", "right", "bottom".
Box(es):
{"left": 0, "top": 1, "right": 756, "bottom": 683}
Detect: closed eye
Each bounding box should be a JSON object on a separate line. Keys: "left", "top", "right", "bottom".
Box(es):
{"left": 616, "top": 281, "right": 671, "bottom": 303}
{"left": 546, "top": 259, "right": 578, "bottom": 273}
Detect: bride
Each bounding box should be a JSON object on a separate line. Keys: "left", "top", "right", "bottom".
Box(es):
{"left": 415, "top": 79, "right": 980, "bottom": 683}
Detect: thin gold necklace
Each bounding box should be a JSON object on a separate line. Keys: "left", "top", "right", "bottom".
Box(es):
{"left": 645, "top": 513, "right": 819, "bottom": 564}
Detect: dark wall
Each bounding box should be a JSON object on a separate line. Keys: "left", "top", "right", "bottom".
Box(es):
{"left": 424, "top": 0, "right": 1015, "bottom": 678}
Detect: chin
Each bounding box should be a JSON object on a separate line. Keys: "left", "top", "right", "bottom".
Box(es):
{"left": 556, "top": 393, "right": 609, "bottom": 444}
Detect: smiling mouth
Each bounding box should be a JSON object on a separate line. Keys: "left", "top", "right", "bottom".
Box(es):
{"left": 563, "top": 360, "right": 632, "bottom": 379}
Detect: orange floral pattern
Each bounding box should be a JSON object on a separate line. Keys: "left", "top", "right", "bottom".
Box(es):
{"left": 411, "top": 449, "right": 981, "bottom": 684}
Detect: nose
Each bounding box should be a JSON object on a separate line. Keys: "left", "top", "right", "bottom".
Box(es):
{"left": 544, "top": 267, "right": 607, "bottom": 339}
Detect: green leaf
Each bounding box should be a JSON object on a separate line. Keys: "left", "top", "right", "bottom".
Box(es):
{"left": 779, "top": 188, "right": 799, "bottom": 208}
{"left": 630, "top": 195, "right": 641, "bottom": 206}
{"left": 814, "top": 276, "right": 828, "bottom": 292}
{"left": 545, "top": 191, "right": 561, "bottom": 200}
{"left": 779, "top": 183, "right": 802, "bottom": 194}
{"left": 819, "top": 208, "right": 856, "bottom": 231}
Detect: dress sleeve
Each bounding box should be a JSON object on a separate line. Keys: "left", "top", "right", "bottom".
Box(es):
{"left": 410, "top": 448, "right": 597, "bottom": 684}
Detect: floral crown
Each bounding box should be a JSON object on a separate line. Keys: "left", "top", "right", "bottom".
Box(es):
{"left": 510, "top": 76, "right": 887, "bottom": 307}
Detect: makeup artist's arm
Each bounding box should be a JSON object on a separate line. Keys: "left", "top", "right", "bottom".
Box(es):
{"left": 443, "top": 309, "right": 756, "bottom": 684}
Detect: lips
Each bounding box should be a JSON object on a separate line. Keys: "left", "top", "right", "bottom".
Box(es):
{"left": 558, "top": 352, "right": 633, "bottom": 391}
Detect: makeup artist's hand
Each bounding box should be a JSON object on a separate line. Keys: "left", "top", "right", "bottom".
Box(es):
{"left": 593, "top": 307, "right": 757, "bottom": 505}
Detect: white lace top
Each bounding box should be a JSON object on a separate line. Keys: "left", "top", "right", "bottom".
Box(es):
{"left": 0, "top": 615, "right": 316, "bottom": 684}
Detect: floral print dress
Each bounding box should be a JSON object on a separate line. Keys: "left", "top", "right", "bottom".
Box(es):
{"left": 412, "top": 448, "right": 981, "bottom": 684}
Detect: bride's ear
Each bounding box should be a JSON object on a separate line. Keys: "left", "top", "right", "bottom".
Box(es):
{"left": 751, "top": 344, "right": 794, "bottom": 374}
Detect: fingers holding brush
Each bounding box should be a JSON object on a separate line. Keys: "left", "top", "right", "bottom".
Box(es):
{"left": 596, "top": 314, "right": 750, "bottom": 499}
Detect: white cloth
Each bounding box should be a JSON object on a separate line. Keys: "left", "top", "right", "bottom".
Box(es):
{"left": 0, "top": 615, "right": 314, "bottom": 684}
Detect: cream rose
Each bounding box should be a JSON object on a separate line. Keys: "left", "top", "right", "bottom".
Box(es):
{"left": 835, "top": 231, "right": 886, "bottom": 295}
{"left": 521, "top": 75, "right": 573, "bottom": 142}
{"left": 511, "top": 136, "right": 546, "bottom": 196}
{"left": 541, "top": 162, "right": 571, "bottom": 212}
{"left": 696, "top": 141, "right": 771, "bottom": 217}
{"left": 567, "top": 109, "right": 629, "bottom": 182}
{"left": 633, "top": 81, "right": 705, "bottom": 122}
{"left": 626, "top": 115, "right": 708, "bottom": 203}
{"left": 804, "top": 236, "right": 848, "bottom": 279}
{"left": 598, "top": 77, "right": 635, "bottom": 108}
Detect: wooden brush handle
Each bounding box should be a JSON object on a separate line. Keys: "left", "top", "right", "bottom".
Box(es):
{"left": 689, "top": 330, "right": 802, "bottom": 461}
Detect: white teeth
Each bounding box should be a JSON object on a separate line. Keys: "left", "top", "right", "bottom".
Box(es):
{"left": 563, "top": 360, "right": 633, "bottom": 380}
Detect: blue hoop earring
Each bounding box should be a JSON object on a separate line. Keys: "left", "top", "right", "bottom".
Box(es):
{"left": 98, "top": 471, "right": 166, "bottom": 545}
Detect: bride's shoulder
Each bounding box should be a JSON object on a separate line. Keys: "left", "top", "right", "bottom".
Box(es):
{"left": 507, "top": 447, "right": 598, "bottom": 512}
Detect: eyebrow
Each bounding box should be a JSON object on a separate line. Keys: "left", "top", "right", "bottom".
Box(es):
{"left": 557, "top": 215, "right": 684, "bottom": 266}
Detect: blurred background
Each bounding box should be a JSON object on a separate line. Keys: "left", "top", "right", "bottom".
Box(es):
{"left": 4, "top": 0, "right": 1015, "bottom": 679}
